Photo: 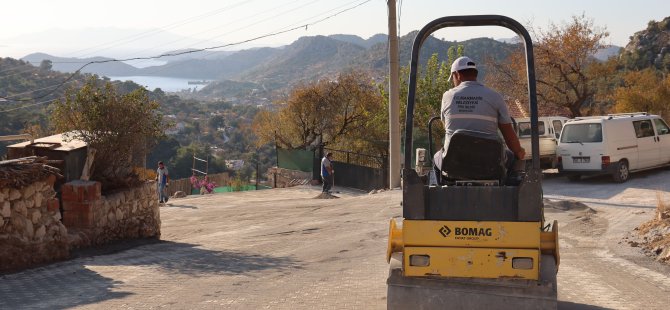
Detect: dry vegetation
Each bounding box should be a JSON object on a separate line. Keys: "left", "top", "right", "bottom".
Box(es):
{"left": 634, "top": 192, "right": 670, "bottom": 263}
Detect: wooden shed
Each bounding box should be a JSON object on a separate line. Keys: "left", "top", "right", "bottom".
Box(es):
{"left": 6, "top": 132, "right": 88, "bottom": 183}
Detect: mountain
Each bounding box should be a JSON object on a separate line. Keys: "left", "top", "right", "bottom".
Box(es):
{"left": 620, "top": 16, "right": 670, "bottom": 71}
{"left": 19, "top": 32, "right": 518, "bottom": 100}
{"left": 139, "top": 47, "right": 280, "bottom": 79}
{"left": 238, "top": 35, "right": 366, "bottom": 89}
{"left": 21, "top": 53, "right": 140, "bottom": 76}
{"left": 157, "top": 48, "right": 235, "bottom": 62}
{"left": 496, "top": 36, "right": 522, "bottom": 44}
{"left": 5, "top": 27, "right": 225, "bottom": 60}
{"left": 593, "top": 45, "right": 622, "bottom": 61}
{"left": 329, "top": 34, "right": 387, "bottom": 48}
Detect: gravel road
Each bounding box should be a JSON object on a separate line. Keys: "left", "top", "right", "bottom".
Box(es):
{"left": 1, "top": 169, "right": 669, "bottom": 309}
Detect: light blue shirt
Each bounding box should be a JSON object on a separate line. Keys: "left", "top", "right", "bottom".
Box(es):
{"left": 440, "top": 81, "right": 512, "bottom": 149}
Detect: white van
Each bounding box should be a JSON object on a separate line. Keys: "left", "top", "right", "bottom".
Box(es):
{"left": 516, "top": 116, "right": 570, "bottom": 168}
{"left": 556, "top": 113, "right": 670, "bottom": 182}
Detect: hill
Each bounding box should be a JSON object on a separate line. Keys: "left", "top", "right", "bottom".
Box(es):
{"left": 20, "top": 33, "right": 519, "bottom": 100}
{"left": 238, "top": 35, "right": 367, "bottom": 90}
{"left": 328, "top": 34, "right": 387, "bottom": 48}
{"left": 22, "top": 53, "right": 140, "bottom": 76}
{"left": 620, "top": 16, "right": 670, "bottom": 71}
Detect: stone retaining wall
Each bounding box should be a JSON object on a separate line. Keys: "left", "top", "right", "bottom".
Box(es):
{"left": 0, "top": 177, "right": 69, "bottom": 272}
{"left": 63, "top": 181, "right": 161, "bottom": 248}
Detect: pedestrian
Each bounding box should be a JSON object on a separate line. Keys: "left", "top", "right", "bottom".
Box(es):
{"left": 156, "top": 161, "right": 170, "bottom": 203}
{"left": 321, "top": 152, "right": 334, "bottom": 193}
{"left": 434, "top": 56, "right": 525, "bottom": 173}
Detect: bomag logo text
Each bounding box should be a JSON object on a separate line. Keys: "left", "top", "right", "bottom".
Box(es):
{"left": 454, "top": 227, "right": 492, "bottom": 237}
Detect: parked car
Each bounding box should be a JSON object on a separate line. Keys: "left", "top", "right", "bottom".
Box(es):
{"left": 556, "top": 112, "right": 670, "bottom": 182}
{"left": 515, "top": 116, "right": 570, "bottom": 168}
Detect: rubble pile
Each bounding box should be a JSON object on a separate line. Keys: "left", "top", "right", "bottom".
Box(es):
{"left": 634, "top": 193, "right": 670, "bottom": 263}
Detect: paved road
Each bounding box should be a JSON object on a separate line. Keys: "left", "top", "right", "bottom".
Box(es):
{"left": 1, "top": 169, "right": 669, "bottom": 309}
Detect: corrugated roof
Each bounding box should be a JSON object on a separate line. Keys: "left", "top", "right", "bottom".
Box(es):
{"left": 7, "top": 132, "right": 87, "bottom": 152}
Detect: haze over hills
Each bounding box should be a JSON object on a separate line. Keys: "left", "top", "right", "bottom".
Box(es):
{"left": 20, "top": 32, "right": 520, "bottom": 97}
{"left": 17, "top": 28, "right": 627, "bottom": 102}
{"left": 22, "top": 53, "right": 141, "bottom": 76}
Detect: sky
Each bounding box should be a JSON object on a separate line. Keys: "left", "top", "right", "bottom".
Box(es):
{"left": 0, "top": 0, "right": 668, "bottom": 61}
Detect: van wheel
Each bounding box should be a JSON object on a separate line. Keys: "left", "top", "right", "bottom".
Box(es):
{"left": 567, "top": 175, "right": 581, "bottom": 182}
{"left": 612, "top": 161, "right": 629, "bottom": 183}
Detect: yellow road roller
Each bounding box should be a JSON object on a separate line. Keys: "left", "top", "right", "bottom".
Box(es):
{"left": 387, "top": 15, "right": 559, "bottom": 310}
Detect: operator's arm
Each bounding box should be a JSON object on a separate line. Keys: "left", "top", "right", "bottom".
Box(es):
{"left": 499, "top": 123, "right": 526, "bottom": 160}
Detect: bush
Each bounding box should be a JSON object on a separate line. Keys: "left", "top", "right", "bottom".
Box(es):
{"left": 51, "top": 78, "right": 165, "bottom": 191}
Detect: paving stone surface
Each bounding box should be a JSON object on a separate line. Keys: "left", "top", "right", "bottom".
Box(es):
{"left": 1, "top": 170, "right": 670, "bottom": 309}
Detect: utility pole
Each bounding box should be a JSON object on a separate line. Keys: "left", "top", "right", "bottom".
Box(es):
{"left": 387, "top": 0, "right": 401, "bottom": 189}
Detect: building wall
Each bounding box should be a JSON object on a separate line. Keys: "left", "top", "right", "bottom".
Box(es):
{"left": 0, "top": 176, "right": 69, "bottom": 273}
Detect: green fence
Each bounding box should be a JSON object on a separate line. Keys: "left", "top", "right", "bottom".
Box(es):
{"left": 277, "top": 149, "right": 314, "bottom": 172}
{"left": 191, "top": 185, "right": 271, "bottom": 195}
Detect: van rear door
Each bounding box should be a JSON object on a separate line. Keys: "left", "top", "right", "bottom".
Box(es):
{"left": 559, "top": 122, "right": 604, "bottom": 171}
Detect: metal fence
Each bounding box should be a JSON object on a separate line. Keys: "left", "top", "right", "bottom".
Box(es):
{"left": 322, "top": 148, "right": 388, "bottom": 191}
{"left": 276, "top": 146, "right": 389, "bottom": 191}
{"left": 324, "top": 148, "right": 386, "bottom": 169}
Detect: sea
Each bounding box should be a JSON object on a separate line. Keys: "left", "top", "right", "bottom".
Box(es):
{"left": 108, "top": 76, "right": 209, "bottom": 93}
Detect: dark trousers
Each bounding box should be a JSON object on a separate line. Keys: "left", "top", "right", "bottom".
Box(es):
{"left": 322, "top": 174, "right": 333, "bottom": 192}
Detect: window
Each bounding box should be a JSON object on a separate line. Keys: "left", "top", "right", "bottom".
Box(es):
{"left": 552, "top": 120, "right": 564, "bottom": 139}
{"left": 654, "top": 118, "right": 670, "bottom": 135}
{"left": 633, "top": 120, "right": 655, "bottom": 138}
{"left": 518, "top": 122, "right": 545, "bottom": 137}
{"left": 560, "top": 123, "right": 602, "bottom": 143}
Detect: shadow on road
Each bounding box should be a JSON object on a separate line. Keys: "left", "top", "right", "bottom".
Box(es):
{"left": 0, "top": 263, "right": 131, "bottom": 309}
{"left": 559, "top": 301, "right": 613, "bottom": 309}
{"left": 0, "top": 240, "right": 300, "bottom": 309}
{"left": 87, "top": 240, "right": 303, "bottom": 276}
{"left": 163, "top": 203, "right": 198, "bottom": 209}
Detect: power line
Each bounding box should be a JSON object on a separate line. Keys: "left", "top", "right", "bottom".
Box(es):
{"left": 0, "top": 0, "right": 373, "bottom": 111}
{"left": 0, "top": 0, "right": 288, "bottom": 77}
{"left": 139, "top": 0, "right": 360, "bottom": 73}
{"left": 70, "top": 0, "right": 255, "bottom": 59}
{"left": 120, "top": 0, "right": 316, "bottom": 69}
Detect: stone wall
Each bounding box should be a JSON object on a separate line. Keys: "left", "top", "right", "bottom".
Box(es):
{"left": 63, "top": 181, "right": 161, "bottom": 248}
{"left": 0, "top": 176, "right": 69, "bottom": 272}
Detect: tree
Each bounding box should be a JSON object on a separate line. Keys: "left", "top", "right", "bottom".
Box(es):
{"left": 612, "top": 68, "right": 670, "bottom": 118}
{"left": 208, "top": 115, "right": 225, "bottom": 130}
{"left": 486, "top": 15, "right": 612, "bottom": 117}
{"left": 39, "top": 59, "right": 52, "bottom": 71}
{"left": 252, "top": 71, "right": 383, "bottom": 151}
{"left": 377, "top": 48, "right": 463, "bottom": 154}
{"left": 51, "top": 78, "right": 165, "bottom": 190}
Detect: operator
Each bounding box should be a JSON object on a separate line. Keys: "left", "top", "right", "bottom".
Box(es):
{"left": 433, "top": 56, "right": 525, "bottom": 173}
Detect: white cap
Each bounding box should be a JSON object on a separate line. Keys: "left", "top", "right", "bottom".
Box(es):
{"left": 448, "top": 56, "right": 477, "bottom": 81}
